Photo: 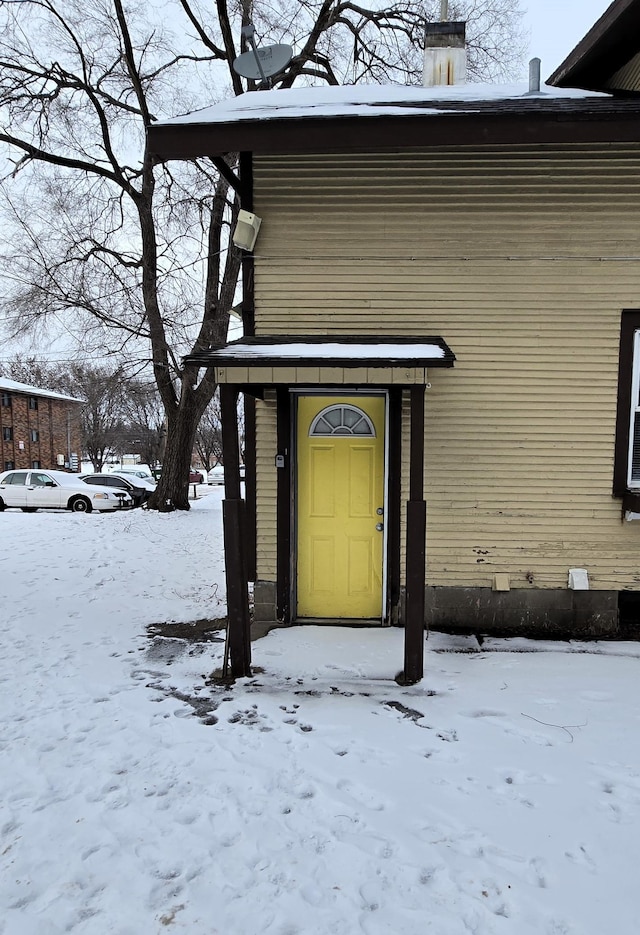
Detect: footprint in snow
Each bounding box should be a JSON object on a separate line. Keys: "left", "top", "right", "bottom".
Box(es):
{"left": 579, "top": 690, "right": 614, "bottom": 702}
{"left": 462, "top": 709, "right": 507, "bottom": 719}
{"left": 336, "top": 777, "right": 388, "bottom": 812}
{"left": 564, "top": 844, "right": 596, "bottom": 871}
{"left": 436, "top": 729, "right": 458, "bottom": 742}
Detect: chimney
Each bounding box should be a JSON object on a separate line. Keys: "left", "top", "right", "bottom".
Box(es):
{"left": 423, "top": 21, "right": 467, "bottom": 87}
{"left": 529, "top": 57, "right": 541, "bottom": 93}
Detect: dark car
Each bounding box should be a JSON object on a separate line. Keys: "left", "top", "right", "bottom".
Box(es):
{"left": 189, "top": 469, "right": 204, "bottom": 484}
{"left": 80, "top": 472, "right": 154, "bottom": 508}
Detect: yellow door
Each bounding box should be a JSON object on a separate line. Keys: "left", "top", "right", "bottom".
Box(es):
{"left": 297, "top": 395, "right": 385, "bottom": 619}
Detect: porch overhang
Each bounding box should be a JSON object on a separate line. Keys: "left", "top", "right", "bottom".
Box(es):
{"left": 206, "top": 336, "right": 453, "bottom": 686}
{"left": 185, "top": 334, "right": 455, "bottom": 388}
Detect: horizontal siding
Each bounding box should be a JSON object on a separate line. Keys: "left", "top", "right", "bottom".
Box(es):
{"left": 255, "top": 395, "right": 278, "bottom": 580}
{"left": 609, "top": 52, "right": 640, "bottom": 93}
{"left": 252, "top": 146, "right": 640, "bottom": 591}
{"left": 400, "top": 393, "right": 411, "bottom": 581}
{"left": 218, "top": 365, "right": 426, "bottom": 385}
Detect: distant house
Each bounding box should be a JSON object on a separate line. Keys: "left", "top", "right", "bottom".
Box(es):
{"left": 147, "top": 0, "right": 640, "bottom": 679}
{"left": 0, "top": 378, "right": 83, "bottom": 473}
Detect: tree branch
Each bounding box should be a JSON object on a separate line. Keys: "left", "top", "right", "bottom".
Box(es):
{"left": 112, "top": 0, "right": 152, "bottom": 127}
{"left": 0, "top": 131, "right": 135, "bottom": 192}
{"left": 177, "top": 0, "right": 227, "bottom": 59}
{"left": 216, "top": 0, "right": 244, "bottom": 96}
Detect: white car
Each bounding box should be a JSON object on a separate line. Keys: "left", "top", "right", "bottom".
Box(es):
{"left": 207, "top": 465, "right": 244, "bottom": 485}
{"left": 114, "top": 467, "right": 154, "bottom": 480}
{"left": 0, "top": 469, "right": 133, "bottom": 513}
{"left": 207, "top": 465, "right": 225, "bottom": 485}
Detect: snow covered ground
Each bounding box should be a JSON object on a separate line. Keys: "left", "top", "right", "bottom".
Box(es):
{"left": 1, "top": 488, "right": 639, "bottom": 935}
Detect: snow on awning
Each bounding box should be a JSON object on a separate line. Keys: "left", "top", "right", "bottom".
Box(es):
{"left": 185, "top": 335, "right": 455, "bottom": 371}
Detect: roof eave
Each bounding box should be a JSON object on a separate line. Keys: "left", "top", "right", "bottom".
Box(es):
{"left": 147, "top": 107, "right": 640, "bottom": 161}
{"left": 187, "top": 353, "right": 455, "bottom": 369}
{"left": 548, "top": 0, "right": 640, "bottom": 92}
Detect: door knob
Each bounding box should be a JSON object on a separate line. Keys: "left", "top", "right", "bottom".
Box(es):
{"left": 375, "top": 522, "right": 384, "bottom": 532}
{"left": 376, "top": 507, "right": 384, "bottom": 515}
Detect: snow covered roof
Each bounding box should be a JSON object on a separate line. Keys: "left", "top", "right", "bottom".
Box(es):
{"left": 185, "top": 335, "right": 455, "bottom": 370}
{"left": 155, "top": 81, "right": 604, "bottom": 127}
{"left": 0, "top": 377, "right": 83, "bottom": 403}
{"left": 147, "top": 80, "right": 640, "bottom": 160}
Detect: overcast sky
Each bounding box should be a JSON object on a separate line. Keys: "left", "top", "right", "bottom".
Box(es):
{"left": 524, "top": 0, "right": 610, "bottom": 80}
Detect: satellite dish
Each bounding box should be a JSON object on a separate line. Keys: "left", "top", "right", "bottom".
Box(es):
{"left": 233, "top": 43, "right": 293, "bottom": 82}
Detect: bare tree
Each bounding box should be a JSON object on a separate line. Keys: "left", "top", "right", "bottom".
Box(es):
{"left": 194, "top": 389, "right": 245, "bottom": 472}
{"left": 195, "top": 393, "right": 224, "bottom": 473}
{"left": 71, "top": 364, "right": 128, "bottom": 471}
{"left": 0, "top": 356, "right": 63, "bottom": 392}
{"left": 120, "top": 379, "right": 165, "bottom": 468}
{"left": 0, "top": 0, "right": 525, "bottom": 509}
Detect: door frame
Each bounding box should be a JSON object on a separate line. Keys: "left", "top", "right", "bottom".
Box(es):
{"left": 291, "top": 388, "right": 390, "bottom": 623}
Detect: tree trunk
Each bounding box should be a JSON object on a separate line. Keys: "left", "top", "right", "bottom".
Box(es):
{"left": 147, "top": 380, "right": 207, "bottom": 511}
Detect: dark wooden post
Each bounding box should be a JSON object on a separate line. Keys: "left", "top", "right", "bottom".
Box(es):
{"left": 387, "top": 389, "right": 403, "bottom": 624}
{"left": 220, "top": 385, "right": 252, "bottom": 678}
{"left": 402, "top": 386, "right": 427, "bottom": 684}
{"left": 243, "top": 395, "right": 257, "bottom": 582}
{"left": 275, "top": 389, "right": 292, "bottom": 621}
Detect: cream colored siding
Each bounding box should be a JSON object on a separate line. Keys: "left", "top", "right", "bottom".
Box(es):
{"left": 217, "top": 366, "right": 426, "bottom": 384}
{"left": 400, "top": 392, "right": 412, "bottom": 578}
{"left": 255, "top": 393, "right": 278, "bottom": 579}
{"left": 609, "top": 52, "right": 640, "bottom": 93}
{"left": 252, "top": 145, "right": 640, "bottom": 590}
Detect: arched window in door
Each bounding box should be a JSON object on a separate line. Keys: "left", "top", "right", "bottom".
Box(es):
{"left": 309, "top": 404, "right": 376, "bottom": 437}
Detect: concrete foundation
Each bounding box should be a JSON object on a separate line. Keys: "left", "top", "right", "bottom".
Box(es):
{"left": 424, "top": 586, "right": 620, "bottom": 639}
{"left": 253, "top": 580, "right": 279, "bottom": 623}
{"left": 252, "top": 579, "right": 622, "bottom": 638}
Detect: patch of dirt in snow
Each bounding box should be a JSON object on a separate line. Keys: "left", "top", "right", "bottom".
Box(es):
{"left": 147, "top": 617, "right": 227, "bottom": 641}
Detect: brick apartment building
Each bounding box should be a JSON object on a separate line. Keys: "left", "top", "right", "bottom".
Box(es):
{"left": 0, "top": 378, "right": 83, "bottom": 473}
